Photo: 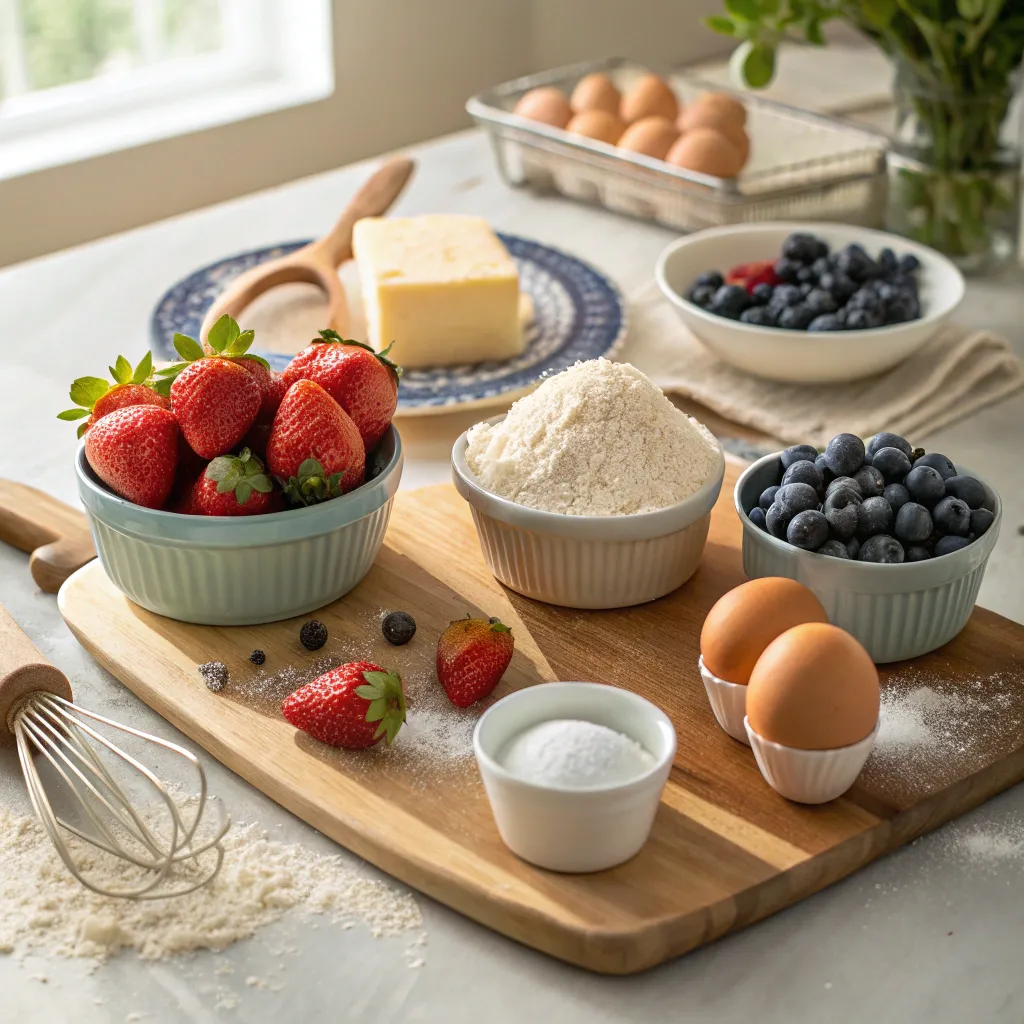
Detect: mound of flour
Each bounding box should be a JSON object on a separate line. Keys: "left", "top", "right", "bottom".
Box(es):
{"left": 465, "top": 359, "right": 720, "bottom": 515}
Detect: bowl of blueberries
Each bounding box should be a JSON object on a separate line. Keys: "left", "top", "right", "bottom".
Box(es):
{"left": 735, "top": 431, "right": 1001, "bottom": 663}
{"left": 656, "top": 222, "right": 964, "bottom": 385}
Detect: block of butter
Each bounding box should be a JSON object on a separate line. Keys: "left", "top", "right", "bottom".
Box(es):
{"left": 352, "top": 215, "right": 524, "bottom": 369}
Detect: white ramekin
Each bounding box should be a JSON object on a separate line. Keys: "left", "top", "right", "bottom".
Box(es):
{"left": 745, "top": 716, "right": 879, "bottom": 804}
{"left": 473, "top": 682, "right": 676, "bottom": 873}
{"left": 452, "top": 417, "right": 725, "bottom": 609}
{"left": 697, "top": 655, "right": 749, "bottom": 745}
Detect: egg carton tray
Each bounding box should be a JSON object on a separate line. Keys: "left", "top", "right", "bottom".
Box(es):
{"left": 466, "top": 57, "right": 889, "bottom": 232}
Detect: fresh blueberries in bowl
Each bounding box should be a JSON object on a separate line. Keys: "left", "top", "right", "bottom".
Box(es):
{"left": 780, "top": 444, "right": 819, "bottom": 469}
{"left": 932, "top": 496, "right": 971, "bottom": 536}
{"left": 905, "top": 464, "right": 946, "bottom": 507}
{"left": 882, "top": 482, "right": 911, "bottom": 513}
{"left": 871, "top": 447, "right": 913, "bottom": 482}
{"left": 859, "top": 534, "right": 905, "bottom": 563}
{"left": 782, "top": 460, "right": 824, "bottom": 494}
{"left": 945, "top": 475, "right": 987, "bottom": 510}
{"left": 852, "top": 464, "right": 885, "bottom": 498}
{"left": 824, "top": 433, "right": 865, "bottom": 477}
{"left": 708, "top": 284, "right": 752, "bottom": 320}
{"left": 914, "top": 452, "right": 956, "bottom": 479}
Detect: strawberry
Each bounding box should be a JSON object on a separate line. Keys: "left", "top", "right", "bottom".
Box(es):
{"left": 266, "top": 380, "right": 365, "bottom": 505}
{"left": 281, "top": 661, "right": 406, "bottom": 749}
{"left": 58, "top": 352, "right": 169, "bottom": 438}
{"left": 191, "top": 448, "right": 275, "bottom": 516}
{"left": 240, "top": 370, "right": 287, "bottom": 459}
{"left": 84, "top": 405, "right": 179, "bottom": 509}
{"left": 282, "top": 330, "right": 400, "bottom": 453}
{"left": 726, "top": 259, "right": 780, "bottom": 294}
{"left": 436, "top": 615, "right": 514, "bottom": 708}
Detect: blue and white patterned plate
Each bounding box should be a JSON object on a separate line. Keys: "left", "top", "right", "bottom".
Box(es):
{"left": 150, "top": 234, "right": 626, "bottom": 415}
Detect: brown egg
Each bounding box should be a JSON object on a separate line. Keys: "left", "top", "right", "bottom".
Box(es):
{"left": 617, "top": 116, "right": 680, "bottom": 160}
{"left": 566, "top": 110, "right": 625, "bottom": 145}
{"left": 570, "top": 73, "right": 621, "bottom": 115}
{"left": 681, "top": 92, "right": 747, "bottom": 133}
{"left": 747, "top": 623, "right": 880, "bottom": 751}
{"left": 700, "top": 578, "right": 828, "bottom": 685}
{"left": 514, "top": 87, "right": 572, "bottom": 128}
{"left": 666, "top": 129, "right": 745, "bottom": 178}
{"left": 620, "top": 74, "right": 679, "bottom": 124}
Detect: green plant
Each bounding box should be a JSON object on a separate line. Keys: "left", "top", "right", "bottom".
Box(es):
{"left": 708, "top": 0, "right": 1024, "bottom": 264}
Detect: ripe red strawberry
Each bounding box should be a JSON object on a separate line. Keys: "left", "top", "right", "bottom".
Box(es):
{"left": 190, "top": 448, "right": 275, "bottom": 516}
{"left": 170, "top": 359, "right": 261, "bottom": 460}
{"left": 266, "top": 380, "right": 365, "bottom": 505}
{"left": 84, "top": 405, "right": 179, "bottom": 509}
{"left": 436, "top": 616, "right": 514, "bottom": 708}
{"left": 240, "top": 370, "right": 287, "bottom": 458}
{"left": 281, "top": 661, "right": 406, "bottom": 749}
{"left": 58, "top": 353, "right": 169, "bottom": 438}
{"left": 282, "top": 330, "right": 400, "bottom": 453}
{"left": 726, "top": 259, "right": 780, "bottom": 294}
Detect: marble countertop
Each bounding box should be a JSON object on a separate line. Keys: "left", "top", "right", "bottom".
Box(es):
{"left": 2, "top": 129, "right": 1024, "bottom": 1023}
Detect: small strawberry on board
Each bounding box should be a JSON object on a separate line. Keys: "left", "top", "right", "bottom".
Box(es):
{"left": 58, "top": 352, "right": 169, "bottom": 437}
{"left": 436, "top": 616, "right": 515, "bottom": 708}
{"left": 281, "top": 662, "right": 407, "bottom": 749}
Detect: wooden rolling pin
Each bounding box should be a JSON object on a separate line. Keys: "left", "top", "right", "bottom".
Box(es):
{"left": 198, "top": 154, "right": 416, "bottom": 343}
{"left": 0, "top": 480, "right": 94, "bottom": 593}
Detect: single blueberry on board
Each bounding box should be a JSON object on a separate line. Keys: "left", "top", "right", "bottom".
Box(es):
{"left": 853, "top": 464, "right": 885, "bottom": 498}
{"left": 827, "top": 475, "right": 862, "bottom": 498}
{"left": 857, "top": 495, "right": 894, "bottom": 539}
{"left": 759, "top": 485, "right": 781, "bottom": 511}
{"left": 882, "top": 482, "right": 911, "bottom": 513}
{"left": 748, "top": 506, "right": 768, "bottom": 531}
{"left": 780, "top": 444, "right": 819, "bottom": 470}
{"left": 782, "top": 459, "right": 824, "bottom": 494}
{"left": 871, "top": 447, "right": 913, "bottom": 482}
{"left": 894, "top": 502, "right": 933, "bottom": 545}
{"left": 825, "top": 504, "right": 859, "bottom": 541}
{"left": 934, "top": 535, "right": 971, "bottom": 557}
{"left": 808, "top": 314, "right": 843, "bottom": 332}
{"left": 776, "top": 482, "right": 820, "bottom": 517}
{"left": 944, "top": 475, "right": 987, "bottom": 510}
{"left": 970, "top": 508, "right": 995, "bottom": 537}
{"left": 824, "top": 433, "right": 866, "bottom": 477}
{"left": 932, "top": 496, "right": 971, "bottom": 537}
{"left": 858, "top": 534, "right": 905, "bottom": 563}
{"left": 866, "top": 432, "right": 913, "bottom": 459}
{"left": 905, "top": 464, "right": 946, "bottom": 508}
{"left": 817, "top": 539, "right": 851, "bottom": 559}
{"left": 905, "top": 545, "right": 932, "bottom": 562}
{"left": 787, "top": 509, "right": 829, "bottom": 550}
{"left": 778, "top": 305, "right": 817, "bottom": 330}
{"left": 914, "top": 452, "right": 956, "bottom": 479}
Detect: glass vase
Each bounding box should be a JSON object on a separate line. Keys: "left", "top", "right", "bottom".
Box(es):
{"left": 887, "top": 66, "right": 1022, "bottom": 274}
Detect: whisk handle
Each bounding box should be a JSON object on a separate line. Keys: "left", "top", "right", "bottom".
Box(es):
{"left": 0, "top": 603, "right": 73, "bottom": 737}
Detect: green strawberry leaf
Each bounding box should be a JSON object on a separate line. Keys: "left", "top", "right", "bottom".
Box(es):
{"left": 357, "top": 670, "right": 406, "bottom": 745}
{"left": 77, "top": 421, "right": 89, "bottom": 439}
{"left": 237, "top": 352, "right": 271, "bottom": 370}
{"left": 69, "top": 376, "right": 111, "bottom": 409}
{"left": 225, "top": 329, "right": 255, "bottom": 356}
{"left": 280, "top": 458, "right": 345, "bottom": 506}
{"left": 173, "top": 333, "right": 204, "bottom": 362}
{"left": 489, "top": 619, "right": 511, "bottom": 633}
{"left": 110, "top": 355, "right": 133, "bottom": 385}
{"left": 155, "top": 361, "right": 188, "bottom": 377}
{"left": 132, "top": 351, "right": 153, "bottom": 384}
{"left": 235, "top": 480, "right": 254, "bottom": 506}
{"left": 152, "top": 376, "right": 173, "bottom": 397}
{"left": 205, "top": 456, "right": 235, "bottom": 483}
{"left": 365, "top": 697, "right": 389, "bottom": 721}
{"left": 207, "top": 315, "right": 240, "bottom": 354}
{"left": 250, "top": 475, "right": 273, "bottom": 493}
{"left": 57, "top": 407, "right": 90, "bottom": 421}
{"left": 705, "top": 14, "right": 738, "bottom": 35}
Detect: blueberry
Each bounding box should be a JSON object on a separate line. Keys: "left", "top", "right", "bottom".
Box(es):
{"left": 898, "top": 253, "right": 921, "bottom": 274}
{"left": 740, "top": 305, "right": 778, "bottom": 326}
{"left": 817, "top": 539, "right": 850, "bottom": 559}
{"left": 768, "top": 284, "right": 802, "bottom": 310}
{"left": 781, "top": 232, "right": 824, "bottom": 264}
{"left": 299, "top": 619, "right": 328, "bottom": 651}
{"left": 878, "top": 247, "right": 898, "bottom": 275}
{"left": 776, "top": 482, "right": 820, "bottom": 517}
{"left": 818, "top": 272, "right": 857, "bottom": 302}
{"left": 827, "top": 476, "right": 862, "bottom": 498}
{"left": 782, "top": 459, "right": 824, "bottom": 495}
{"left": 904, "top": 465, "right": 945, "bottom": 507}
{"left": 759, "top": 485, "right": 781, "bottom": 511}
{"left": 848, "top": 288, "right": 881, "bottom": 312}
{"left": 882, "top": 482, "right": 911, "bottom": 513}
{"left": 796, "top": 266, "right": 816, "bottom": 284}
{"left": 824, "top": 433, "right": 865, "bottom": 477}
{"left": 912, "top": 453, "right": 954, "bottom": 480}
{"left": 837, "top": 245, "right": 875, "bottom": 282}
{"left": 932, "top": 496, "right": 971, "bottom": 537}
{"left": 815, "top": 453, "right": 835, "bottom": 486}
{"left": 934, "top": 535, "right": 971, "bottom": 557}
{"left": 774, "top": 257, "right": 802, "bottom": 283}
{"left": 866, "top": 432, "right": 913, "bottom": 459}
{"left": 688, "top": 284, "right": 717, "bottom": 308}
{"left": 780, "top": 444, "right": 819, "bottom": 470}
{"left": 798, "top": 282, "right": 814, "bottom": 298}
{"left": 823, "top": 484, "right": 862, "bottom": 515}
{"left": 845, "top": 308, "right": 878, "bottom": 331}
{"left": 808, "top": 314, "right": 843, "bottom": 332}
{"left": 778, "top": 304, "right": 817, "bottom": 330}
{"left": 748, "top": 506, "right": 768, "bottom": 531}
{"left": 382, "top": 610, "right": 417, "bottom": 645}
{"left": 905, "top": 545, "right": 932, "bottom": 562}
{"left": 945, "top": 475, "right": 987, "bottom": 510}
{"left": 751, "top": 282, "right": 775, "bottom": 303}
{"left": 787, "top": 509, "right": 829, "bottom": 550}
{"left": 811, "top": 257, "right": 831, "bottom": 278}
{"left": 805, "top": 288, "right": 838, "bottom": 315}
{"left": 883, "top": 294, "right": 918, "bottom": 324}
{"left": 845, "top": 537, "right": 860, "bottom": 559}
{"left": 970, "top": 508, "right": 995, "bottom": 537}
{"left": 894, "top": 502, "right": 933, "bottom": 544}
{"left": 870, "top": 447, "right": 913, "bottom": 483}
{"left": 825, "top": 504, "right": 859, "bottom": 542}
{"left": 694, "top": 270, "right": 725, "bottom": 290}
{"left": 765, "top": 503, "right": 789, "bottom": 539}
{"left": 857, "top": 495, "right": 893, "bottom": 539}
{"left": 852, "top": 464, "right": 885, "bottom": 498}
{"left": 709, "top": 284, "right": 752, "bottom": 320}
{"left": 858, "top": 534, "right": 904, "bottom": 563}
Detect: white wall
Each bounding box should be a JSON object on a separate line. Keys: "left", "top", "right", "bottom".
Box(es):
{"left": 0, "top": 0, "right": 729, "bottom": 266}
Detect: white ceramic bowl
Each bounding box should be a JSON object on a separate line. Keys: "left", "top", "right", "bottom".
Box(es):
{"left": 735, "top": 452, "right": 1001, "bottom": 663}
{"left": 655, "top": 222, "right": 965, "bottom": 384}
{"left": 473, "top": 682, "right": 676, "bottom": 872}
{"left": 451, "top": 416, "right": 725, "bottom": 609}
{"left": 697, "top": 655, "right": 749, "bottom": 745}
{"left": 745, "top": 717, "right": 879, "bottom": 804}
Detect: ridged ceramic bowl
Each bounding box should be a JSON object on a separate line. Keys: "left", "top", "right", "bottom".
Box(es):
{"left": 452, "top": 417, "right": 725, "bottom": 609}
{"left": 735, "top": 452, "right": 1001, "bottom": 663}
{"left": 75, "top": 427, "right": 403, "bottom": 625}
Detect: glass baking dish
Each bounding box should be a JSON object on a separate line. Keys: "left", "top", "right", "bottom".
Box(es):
{"left": 466, "top": 57, "right": 889, "bottom": 232}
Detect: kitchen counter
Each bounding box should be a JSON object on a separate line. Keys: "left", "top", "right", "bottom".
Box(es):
{"left": 1, "top": 128, "right": 1023, "bottom": 1023}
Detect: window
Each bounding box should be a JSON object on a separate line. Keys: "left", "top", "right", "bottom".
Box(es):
{"left": 0, "top": 0, "right": 333, "bottom": 180}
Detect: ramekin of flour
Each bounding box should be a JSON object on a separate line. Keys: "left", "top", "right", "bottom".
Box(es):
{"left": 473, "top": 682, "right": 676, "bottom": 872}
{"left": 451, "top": 359, "right": 725, "bottom": 609}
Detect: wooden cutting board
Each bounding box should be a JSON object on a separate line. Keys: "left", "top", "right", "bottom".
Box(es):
{"left": 58, "top": 464, "right": 1024, "bottom": 974}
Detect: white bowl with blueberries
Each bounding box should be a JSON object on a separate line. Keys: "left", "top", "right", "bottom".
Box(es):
{"left": 735, "top": 431, "right": 1001, "bottom": 663}
{"left": 656, "top": 223, "right": 965, "bottom": 385}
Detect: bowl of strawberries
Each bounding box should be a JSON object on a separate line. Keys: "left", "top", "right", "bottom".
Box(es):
{"left": 67, "top": 319, "right": 403, "bottom": 625}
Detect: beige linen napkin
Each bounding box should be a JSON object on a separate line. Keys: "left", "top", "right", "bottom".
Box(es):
{"left": 620, "top": 281, "right": 1024, "bottom": 448}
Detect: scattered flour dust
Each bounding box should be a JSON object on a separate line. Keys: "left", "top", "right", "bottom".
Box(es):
{"left": 0, "top": 797, "right": 421, "bottom": 965}
{"left": 465, "top": 359, "right": 721, "bottom": 516}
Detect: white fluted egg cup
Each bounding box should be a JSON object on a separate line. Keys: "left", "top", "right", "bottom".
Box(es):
{"left": 697, "top": 656, "right": 750, "bottom": 745}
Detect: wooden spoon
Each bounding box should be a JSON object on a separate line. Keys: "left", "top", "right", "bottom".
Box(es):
{"left": 198, "top": 154, "right": 416, "bottom": 343}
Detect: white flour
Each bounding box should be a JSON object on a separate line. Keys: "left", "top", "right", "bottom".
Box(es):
{"left": 465, "top": 359, "right": 720, "bottom": 515}
{"left": 498, "top": 719, "right": 655, "bottom": 788}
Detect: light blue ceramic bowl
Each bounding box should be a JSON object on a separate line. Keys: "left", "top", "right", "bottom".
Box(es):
{"left": 75, "top": 428, "right": 403, "bottom": 625}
